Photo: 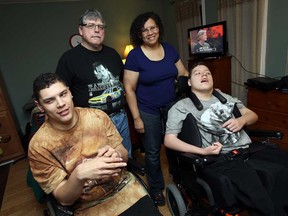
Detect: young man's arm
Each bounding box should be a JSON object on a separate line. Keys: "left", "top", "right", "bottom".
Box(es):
{"left": 164, "top": 101, "right": 222, "bottom": 156}
{"left": 164, "top": 134, "right": 222, "bottom": 156}
{"left": 52, "top": 149, "right": 127, "bottom": 206}
{"left": 222, "top": 106, "right": 258, "bottom": 132}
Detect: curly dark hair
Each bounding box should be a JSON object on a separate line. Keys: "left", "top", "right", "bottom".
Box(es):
{"left": 33, "top": 73, "right": 66, "bottom": 102}
{"left": 129, "top": 11, "right": 164, "bottom": 47}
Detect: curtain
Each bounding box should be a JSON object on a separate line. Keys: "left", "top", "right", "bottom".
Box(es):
{"left": 175, "top": 0, "right": 201, "bottom": 68}
{"left": 218, "top": 0, "right": 266, "bottom": 103}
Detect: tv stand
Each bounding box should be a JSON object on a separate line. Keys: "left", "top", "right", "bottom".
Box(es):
{"left": 188, "top": 55, "right": 231, "bottom": 94}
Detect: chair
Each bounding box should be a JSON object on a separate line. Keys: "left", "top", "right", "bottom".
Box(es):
{"left": 164, "top": 77, "right": 283, "bottom": 216}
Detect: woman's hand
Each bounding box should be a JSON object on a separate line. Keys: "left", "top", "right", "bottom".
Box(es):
{"left": 134, "top": 117, "right": 145, "bottom": 133}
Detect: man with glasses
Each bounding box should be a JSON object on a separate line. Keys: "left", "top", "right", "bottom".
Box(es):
{"left": 56, "top": 9, "right": 132, "bottom": 158}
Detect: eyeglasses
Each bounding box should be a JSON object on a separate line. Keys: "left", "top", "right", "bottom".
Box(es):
{"left": 81, "top": 23, "right": 107, "bottom": 31}
{"left": 141, "top": 25, "right": 158, "bottom": 35}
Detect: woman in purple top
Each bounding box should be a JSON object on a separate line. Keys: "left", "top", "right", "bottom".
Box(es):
{"left": 123, "top": 11, "right": 188, "bottom": 206}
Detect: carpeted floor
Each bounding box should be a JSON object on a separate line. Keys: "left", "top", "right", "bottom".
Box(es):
{"left": 0, "top": 164, "right": 10, "bottom": 210}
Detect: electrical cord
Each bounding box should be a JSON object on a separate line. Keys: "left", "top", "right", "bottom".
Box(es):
{"left": 227, "top": 51, "right": 281, "bottom": 88}
{"left": 227, "top": 51, "right": 268, "bottom": 77}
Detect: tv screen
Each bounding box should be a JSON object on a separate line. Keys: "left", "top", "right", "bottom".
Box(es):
{"left": 188, "top": 21, "right": 227, "bottom": 58}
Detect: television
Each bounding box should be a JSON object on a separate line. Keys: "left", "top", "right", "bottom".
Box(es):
{"left": 188, "top": 21, "right": 227, "bottom": 59}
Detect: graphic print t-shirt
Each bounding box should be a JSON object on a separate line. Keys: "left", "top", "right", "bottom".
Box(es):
{"left": 166, "top": 92, "right": 251, "bottom": 153}
{"left": 199, "top": 101, "right": 241, "bottom": 146}
{"left": 56, "top": 45, "right": 125, "bottom": 114}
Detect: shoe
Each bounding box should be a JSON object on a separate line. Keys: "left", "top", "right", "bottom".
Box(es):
{"left": 151, "top": 192, "right": 166, "bottom": 206}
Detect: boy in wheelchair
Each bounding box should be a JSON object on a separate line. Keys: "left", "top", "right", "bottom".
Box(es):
{"left": 28, "top": 73, "right": 161, "bottom": 216}
{"left": 164, "top": 62, "right": 288, "bottom": 216}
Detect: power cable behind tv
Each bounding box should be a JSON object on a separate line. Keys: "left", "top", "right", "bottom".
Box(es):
{"left": 228, "top": 51, "right": 281, "bottom": 89}
{"left": 227, "top": 51, "right": 269, "bottom": 78}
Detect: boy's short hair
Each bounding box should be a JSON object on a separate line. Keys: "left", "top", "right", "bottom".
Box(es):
{"left": 188, "top": 62, "right": 209, "bottom": 78}
{"left": 33, "top": 73, "right": 66, "bottom": 102}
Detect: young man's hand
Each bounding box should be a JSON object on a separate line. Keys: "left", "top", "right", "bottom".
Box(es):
{"left": 202, "top": 142, "right": 222, "bottom": 155}
{"left": 77, "top": 147, "right": 127, "bottom": 181}
{"left": 222, "top": 118, "right": 244, "bottom": 132}
{"left": 97, "top": 145, "right": 122, "bottom": 159}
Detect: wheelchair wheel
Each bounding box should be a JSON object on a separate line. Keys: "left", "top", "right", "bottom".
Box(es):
{"left": 166, "top": 184, "right": 187, "bottom": 216}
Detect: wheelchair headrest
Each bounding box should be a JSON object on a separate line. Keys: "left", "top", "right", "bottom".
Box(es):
{"left": 212, "top": 90, "right": 227, "bottom": 104}
{"left": 177, "top": 76, "right": 189, "bottom": 94}
{"left": 188, "top": 91, "right": 203, "bottom": 110}
{"left": 188, "top": 90, "right": 227, "bottom": 111}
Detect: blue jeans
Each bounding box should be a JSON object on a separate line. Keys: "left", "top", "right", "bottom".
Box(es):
{"left": 139, "top": 110, "right": 164, "bottom": 194}
{"left": 110, "top": 109, "right": 132, "bottom": 158}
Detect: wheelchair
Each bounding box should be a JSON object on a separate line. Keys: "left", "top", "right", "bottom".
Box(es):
{"left": 163, "top": 82, "right": 284, "bottom": 216}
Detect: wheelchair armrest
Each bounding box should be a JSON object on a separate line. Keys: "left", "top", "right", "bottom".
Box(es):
{"left": 178, "top": 152, "right": 221, "bottom": 168}
{"left": 46, "top": 194, "right": 74, "bottom": 216}
{"left": 127, "top": 158, "right": 146, "bottom": 176}
{"left": 178, "top": 152, "right": 207, "bottom": 168}
{"left": 248, "top": 129, "right": 283, "bottom": 140}
{"left": 179, "top": 152, "right": 202, "bottom": 160}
